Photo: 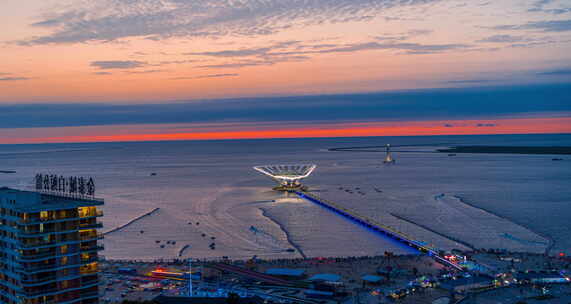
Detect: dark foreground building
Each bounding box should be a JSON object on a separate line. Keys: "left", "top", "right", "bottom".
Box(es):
{"left": 0, "top": 187, "right": 104, "bottom": 304}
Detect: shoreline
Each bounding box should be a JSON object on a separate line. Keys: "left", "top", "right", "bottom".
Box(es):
{"left": 389, "top": 213, "right": 476, "bottom": 251}
{"left": 258, "top": 207, "right": 307, "bottom": 259}
{"left": 453, "top": 195, "right": 555, "bottom": 255}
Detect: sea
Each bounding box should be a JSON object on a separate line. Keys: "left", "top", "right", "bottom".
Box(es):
{"left": 1, "top": 134, "right": 570, "bottom": 261}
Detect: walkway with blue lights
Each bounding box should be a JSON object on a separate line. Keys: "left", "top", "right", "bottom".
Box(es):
{"left": 296, "top": 191, "right": 464, "bottom": 271}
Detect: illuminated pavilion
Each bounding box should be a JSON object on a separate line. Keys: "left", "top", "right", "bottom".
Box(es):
{"left": 253, "top": 164, "right": 316, "bottom": 191}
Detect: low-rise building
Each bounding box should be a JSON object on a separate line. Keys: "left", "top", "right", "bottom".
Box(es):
{"left": 440, "top": 276, "right": 495, "bottom": 293}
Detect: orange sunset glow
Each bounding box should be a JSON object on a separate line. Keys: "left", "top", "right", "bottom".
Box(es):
{"left": 2, "top": 117, "right": 569, "bottom": 145}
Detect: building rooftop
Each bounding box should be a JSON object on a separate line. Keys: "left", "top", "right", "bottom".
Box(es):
{"left": 308, "top": 273, "right": 341, "bottom": 282}
{"left": 362, "top": 275, "right": 384, "bottom": 283}
{"left": 265, "top": 268, "right": 306, "bottom": 277}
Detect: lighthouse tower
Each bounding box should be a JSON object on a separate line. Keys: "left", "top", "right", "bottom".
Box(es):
{"left": 383, "top": 144, "right": 396, "bottom": 164}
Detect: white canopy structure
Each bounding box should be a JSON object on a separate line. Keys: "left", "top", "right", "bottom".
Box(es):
{"left": 254, "top": 164, "right": 316, "bottom": 190}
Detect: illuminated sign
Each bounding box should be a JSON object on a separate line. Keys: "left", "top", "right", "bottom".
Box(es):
{"left": 35, "top": 174, "right": 96, "bottom": 197}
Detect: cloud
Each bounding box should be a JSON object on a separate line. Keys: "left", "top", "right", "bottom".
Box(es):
{"left": 186, "top": 38, "right": 471, "bottom": 69}
{"left": 528, "top": 0, "right": 571, "bottom": 15}
{"left": 189, "top": 47, "right": 275, "bottom": 58}
{"left": 476, "top": 123, "right": 496, "bottom": 127}
{"left": 0, "top": 77, "right": 31, "bottom": 81}
{"left": 93, "top": 72, "right": 112, "bottom": 75}
{"left": 170, "top": 73, "right": 239, "bottom": 80}
{"left": 304, "top": 41, "right": 469, "bottom": 54}
{"left": 537, "top": 68, "right": 571, "bottom": 75}
{"left": 197, "top": 56, "right": 310, "bottom": 69}
{"left": 1, "top": 84, "right": 569, "bottom": 129}
{"left": 490, "top": 19, "right": 571, "bottom": 32}
{"left": 192, "top": 40, "right": 471, "bottom": 70}
{"left": 407, "top": 29, "right": 433, "bottom": 37}
{"left": 446, "top": 79, "right": 496, "bottom": 84}
{"left": 375, "top": 29, "right": 433, "bottom": 42}
{"left": 124, "top": 69, "right": 164, "bottom": 74}
{"left": 476, "top": 35, "right": 529, "bottom": 43}
{"left": 90, "top": 60, "right": 147, "bottom": 70}
{"left": 474, "top": 34, "right": 568, "bottom": 49}
{"left": 444, "top": 123, "right": 454, "bottom": 127}
{"left": 20, "top": 0, "right": 441, "bottom": 45}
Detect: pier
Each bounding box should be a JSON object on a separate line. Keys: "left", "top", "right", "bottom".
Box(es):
{"left": 296, "top": 191, "right": 464, "bottom": 271}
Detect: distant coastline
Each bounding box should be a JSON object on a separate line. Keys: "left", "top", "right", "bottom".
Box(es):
{"left": 328, "top": 145, "right": 571, "bottom": 155}
{"left": 437, "top": 146, "right": 571, "bottom": 155}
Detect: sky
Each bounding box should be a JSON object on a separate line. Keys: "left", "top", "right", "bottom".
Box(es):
{"left": 1, "top": 0, "right": 570, "bottom": 144}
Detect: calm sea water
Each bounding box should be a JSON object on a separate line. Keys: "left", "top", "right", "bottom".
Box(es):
{"left": 1, "top": 134, "right": 570, "bottom": 260}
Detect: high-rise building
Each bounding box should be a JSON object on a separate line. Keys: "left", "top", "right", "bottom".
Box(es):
{"left": 0, "top": 187, "right": 104, "bottom": 304}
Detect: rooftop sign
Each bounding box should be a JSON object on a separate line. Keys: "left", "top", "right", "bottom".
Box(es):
{"left": 35, "top": 174, "right": 96, "bottom": 198}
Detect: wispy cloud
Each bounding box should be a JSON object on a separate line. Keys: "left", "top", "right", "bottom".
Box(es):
{"left": 0, "top": 77, "right": 31, "bottom": 81}
{"left": 170, "top": 73, "right": 239, "bottom": 80}
{"left": 446, "top": 79, "right": 496, "bottom": 84}
{"left": 476, "top": 35, "right": 530, "bottom": 43}
{"left": 299, "top": 41, "right": 471, "bottom": 55}
{"left": 124, "top": 69, "right": 164, "bottom": 74}
{"left": 528, "top": 0, "right": 571, "bottom": 15}
{"left": 375, "top": 29, "right": 433, "bottom": 42}
{"left": 21, "top": 0, "right": 441, "bottom": 45}
{"left": 90, "top": 60, "right": 147, "bottom": 70}
{"left": 490, "top": 19, "right": 571, "bottom": 32}
{"left": 537, "top": 68, "right": 571, "bottom": 75}
{"left": 197, "top": 56, "right": 310, "bottom": 69}
{"left": 190, "top": 39, "right": 471, "bottom": 69}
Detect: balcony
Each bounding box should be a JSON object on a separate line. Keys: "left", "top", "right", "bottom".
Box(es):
{"left": 20, "top": 281, "right": 100, "bottom": 298}
{"left": 19, "top": 257, "right": 98, "bottom": 273}
{"left": 19, "top": 245, "right": 102, "bottom": 262}
{"left": 20, "top": 211, "right": 103, "bottom": 225}
{"left": 21, "top": 273, "right": 98, "bottom": 287}
{"left": 18, "top": 233, "right": 103, "bottom": 249}
{"left": 19, "top": 250, "right": 59, "bottom": 261}
{"left": 18, "top": 222, "right": 102, "bottom": 237}
{"left": 79, "top": 231, "right": 102, "bottom": 241}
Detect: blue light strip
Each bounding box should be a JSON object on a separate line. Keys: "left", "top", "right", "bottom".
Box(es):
{"left": 296, "top": 191, "right": 464, "bottom": 271}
